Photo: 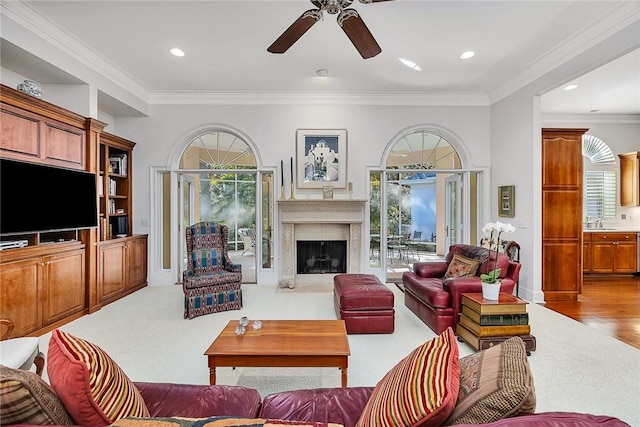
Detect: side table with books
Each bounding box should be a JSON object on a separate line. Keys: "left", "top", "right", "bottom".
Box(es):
{"left": 456, "top": 292, "right": 536, "bottom": 355}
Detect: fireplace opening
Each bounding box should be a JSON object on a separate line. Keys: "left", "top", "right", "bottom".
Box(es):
{"left": 297, "top": 240, "right": 347, "bottom": 274}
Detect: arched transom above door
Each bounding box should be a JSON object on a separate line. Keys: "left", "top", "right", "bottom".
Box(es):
{"left": 180, "top": 130, "right": 257, "bottom": 169}
{"left": 387, "top": 130, "right": 461, "bottom": 169}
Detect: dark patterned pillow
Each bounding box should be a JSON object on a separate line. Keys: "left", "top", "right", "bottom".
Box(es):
{"left": 0, "top": 365, "right": 74, "bottom": 426}
{"left": 444, "top": 254, "right": 480, "bottom": 278}
{"left": 443, "top": 336, "right": 536, "bottom": 425}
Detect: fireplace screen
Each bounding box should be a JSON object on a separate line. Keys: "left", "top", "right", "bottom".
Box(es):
{"left": 297, "top": 240, "right": 347, "bottom": 274}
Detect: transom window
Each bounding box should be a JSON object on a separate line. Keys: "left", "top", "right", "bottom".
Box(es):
{"left": 387, "top": 131, "right": 461, "bottom": 170}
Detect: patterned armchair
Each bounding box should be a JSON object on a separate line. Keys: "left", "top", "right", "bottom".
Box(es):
{"left": 183, "top": 222, "right": 243, "bottom": 319}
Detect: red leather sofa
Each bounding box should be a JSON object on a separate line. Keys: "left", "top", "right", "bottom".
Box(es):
{"left": 11, "top": 383, "right": 629, "bottom": 427}
{"left": 402, "top": 244, "right": 521, "bottom": 334}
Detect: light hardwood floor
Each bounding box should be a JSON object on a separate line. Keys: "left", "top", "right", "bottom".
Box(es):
{"left": 543, "top": 275, "right": 640, "bottom": 349}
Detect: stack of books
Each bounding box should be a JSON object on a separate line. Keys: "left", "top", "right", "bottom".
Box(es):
{"left": 456, "top": 292, "right": 536, "bottom": 354}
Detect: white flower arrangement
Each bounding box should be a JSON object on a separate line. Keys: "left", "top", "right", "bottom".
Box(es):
{"left": 480, "top": 221, "right": 516, "bottom": 284}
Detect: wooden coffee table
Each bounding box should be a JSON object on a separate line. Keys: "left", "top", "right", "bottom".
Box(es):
{"left": 204, "top": 319, "right": 351, "bottom": 387}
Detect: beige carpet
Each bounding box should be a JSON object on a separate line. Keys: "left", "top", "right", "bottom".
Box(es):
{"left": 34, "top": 283, "right": 639, "bottom": 425}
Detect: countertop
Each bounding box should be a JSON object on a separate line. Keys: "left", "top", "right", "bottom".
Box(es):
{"left": 583, "top": 228, "right": 640, "bottom": 233}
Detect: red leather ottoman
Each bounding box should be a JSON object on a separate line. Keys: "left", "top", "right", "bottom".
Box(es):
{"left": 333, "top": 274, "right": 395, "bottom": 334}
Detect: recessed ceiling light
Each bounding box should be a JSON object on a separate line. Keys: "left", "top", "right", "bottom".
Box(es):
{"left": 399, "top": 58, "right": 422, "bottom": 71}
{"left": 169, "top": 48, "right": 185, "bottom": 57}
{"left": 316, "top": 69, "right": 329, "bottom": 77}
{"left": 460, "top": 51, "right": 475, "bottom": 59}
{"left": 564, "top": 84, "right": 578, "bottom": 91}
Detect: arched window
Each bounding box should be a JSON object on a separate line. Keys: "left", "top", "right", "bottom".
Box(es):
{"left": 180, "top": 130, "right": 256, "bottom": 169}
{"left": 386, "top": 130, "right": 461, "bottom": 169}
{"left": 176, "top": 130, "right": 272, "bottom": 281}
{"left": 582, "top": 134, "right": 616, "bottom": 220}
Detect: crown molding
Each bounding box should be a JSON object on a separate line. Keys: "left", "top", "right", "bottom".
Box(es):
{"left": 148, "top": 91, "right": 490, "bottom": 106}
{"left": 489, "top": 2, "right": 640, "bottom": 104}
{"left": 542, "top": 113, "right": 640, "bottom": 125}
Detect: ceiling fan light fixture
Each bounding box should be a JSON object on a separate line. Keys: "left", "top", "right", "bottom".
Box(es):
{"left": 169, "top": 48, "right": 185, "bottom": 57}
{"left": 460, "top": 50, "right": 475, "bottom": 59}
{"left": 399, "top": 58, "right": 421, "bottom": 71}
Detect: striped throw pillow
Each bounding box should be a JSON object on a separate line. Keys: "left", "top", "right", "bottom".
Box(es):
{"left": 355, "top": 328, "right": 460, "bottom": 427}
{"left": 48, "top": 329, "right": 150, "bottom": 426}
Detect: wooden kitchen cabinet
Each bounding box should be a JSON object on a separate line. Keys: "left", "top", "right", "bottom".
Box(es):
{"left": 0, "top": 242, "right": 85, "bottom": 337}
{"left": 619, "top": 151, "right": 639, "bottom": 207}
{"left": 99, "top": 235, "right": 148, "bottom": 305}
{"left": 590, "top": 232, "right": 638, "bottom": 274}
{"left": 1, "top": 98, "right": 86, "bottom": 170}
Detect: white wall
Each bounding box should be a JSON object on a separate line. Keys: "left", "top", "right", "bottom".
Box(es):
{"left": 113, "top": 104, "right": 491, "bottom": 285}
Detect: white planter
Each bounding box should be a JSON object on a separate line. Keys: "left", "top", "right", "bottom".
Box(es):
{"left": 481, "top": 281, "right": 501, "bottom": 300}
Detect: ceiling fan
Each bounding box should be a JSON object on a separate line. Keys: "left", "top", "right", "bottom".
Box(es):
{"left": 267, "top": 0, "right": 395, "bottom": 59}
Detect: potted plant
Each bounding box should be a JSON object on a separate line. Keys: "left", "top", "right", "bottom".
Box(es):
{"left": 480, "top": 221, "right": 516, "bottom": 300}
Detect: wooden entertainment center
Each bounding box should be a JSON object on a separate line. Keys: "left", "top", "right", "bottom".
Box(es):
{"left": 0, "top": 84, "right": 148, "bottom": 338}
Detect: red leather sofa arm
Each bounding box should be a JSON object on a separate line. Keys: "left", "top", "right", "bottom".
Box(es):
{"left": 413, "top": 261, "right": 448, "bottom": 277}
{"left": 259, "top": 386, "right": 374, "bottom": 427}
{"left": 134, "top": 382, "right": 261, "bottom": 419}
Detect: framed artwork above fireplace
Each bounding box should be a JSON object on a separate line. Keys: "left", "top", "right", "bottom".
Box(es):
{"left": 296, "top": 129, "right": 347, "bottom": 189}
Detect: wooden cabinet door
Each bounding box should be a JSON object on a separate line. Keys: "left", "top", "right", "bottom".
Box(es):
{"left": 619, "top": 152, "right": 639, "bottom": 207}
{"left": 541, "top": 128, "right": 587, "bottom": 301}
{"left": 42, "top": 248, "right": 86, "bottom": 325}
{"left": 591, "top": 241, "right": 615, "bottom": 273}
{"left": 0, "top": 257, "right": 41, "bottom": 337}
{"left": 99, "top": 242, "right": 127, "bottom": 302}
{"left": 614, "top": 240, "right": 638, "bottom": 273}
{"left": 126, "top": 236, "right": 147, "bottom": 290}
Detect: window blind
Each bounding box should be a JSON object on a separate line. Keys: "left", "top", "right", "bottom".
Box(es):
{"left": 585, "top": 171, "right": 616, "bottom": 218}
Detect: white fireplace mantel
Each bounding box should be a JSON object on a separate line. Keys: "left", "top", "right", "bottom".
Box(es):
{"left": 278, "top": 199, "right": 367, "bottom": 286}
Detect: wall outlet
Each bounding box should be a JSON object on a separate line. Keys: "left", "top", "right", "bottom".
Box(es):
{"left": 518, "top": 220, "right": 527, "bottom": 229}
{"left": 621, "top": 214, "right": 627, "bottom": 220}
{"left": 141, "top": 219, "right": 149, "bottom": 227}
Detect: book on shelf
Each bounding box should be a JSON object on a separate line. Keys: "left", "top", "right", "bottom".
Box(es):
{"left": 456, "top": 323, "right": 537, "bottom": 353}
{"left": 461, "top": 305, "right": 529, "bottom": 326}
{"left": 458, "top": 314, "right": 531, "bottom": 337}
{"left": 461, "top": 293, "right": 528, "bottom": 315}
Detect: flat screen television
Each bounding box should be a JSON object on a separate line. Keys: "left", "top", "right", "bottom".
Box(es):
{"left": 0, "top": 158, "right": 98, "bottom": 235}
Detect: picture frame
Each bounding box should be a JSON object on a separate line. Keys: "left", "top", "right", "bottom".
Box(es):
{"left": 498, "top": 185, "right": 515, "bottom": 217}
{"left": 296, "top": 129, "right": 347, "bottom": 189}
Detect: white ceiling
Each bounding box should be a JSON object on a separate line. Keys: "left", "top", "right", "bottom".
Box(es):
{"left": 1, "top": 0, "right": 639, "bottom": 115}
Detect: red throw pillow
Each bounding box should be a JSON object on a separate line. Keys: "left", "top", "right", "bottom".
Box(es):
{"left": 355, "top": 328, "right": 460, "bottom": 427}
{"left": 47, "top": 329, "right": 150, "bottom": 426}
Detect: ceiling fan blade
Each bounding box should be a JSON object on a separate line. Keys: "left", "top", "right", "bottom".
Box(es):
{"left": 338, "top": 9, "right": 381, "bottom": 59}
{"left": 358, "top": 0, "right": 396, "bottom": 3}
{"left": 268, "top": 9, "right": 322, "bottom": 54}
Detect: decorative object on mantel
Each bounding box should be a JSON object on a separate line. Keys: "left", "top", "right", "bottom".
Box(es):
{"left": 297, "top": 129, "right": 347, "bottom": 189}
{"left": 280, "top": 160, "right": 286, "bottom": 200}
{"left": 16, "top": 80, "right": 43, "bottom": 99}
{"left": 289, "top": 157, "right": 295, "bottom": 199}
{"left": 323, "top": 186, "right": 334, "bottom": 199}
{"left": 480, "top": 221, "right": 516, "bottom": 300}
{"left": 498, "top": 185, "right": 515, "bottom": 217}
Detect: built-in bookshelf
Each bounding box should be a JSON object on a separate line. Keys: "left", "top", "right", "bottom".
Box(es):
{"left": 99, "top": 133, "right": 134, "bottom": 241}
